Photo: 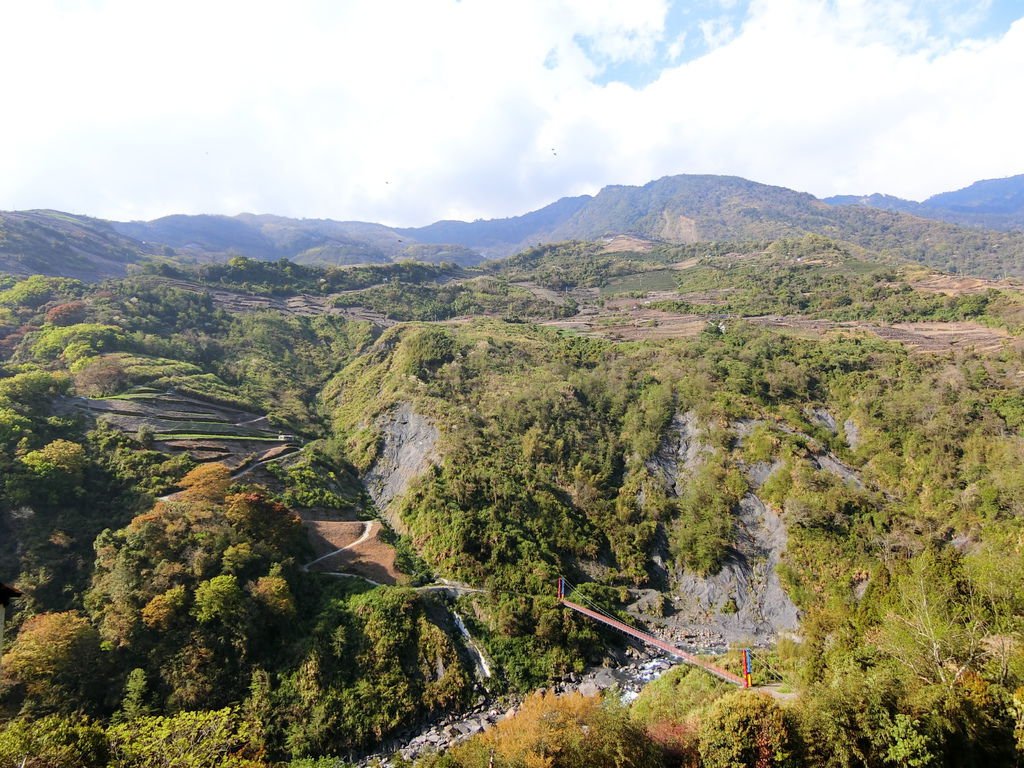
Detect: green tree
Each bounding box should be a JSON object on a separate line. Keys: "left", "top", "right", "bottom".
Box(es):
{"left": 19, "top": 439, "right": 88, "bottom": 487}
{"left": 114, "top": 668, "right": 153, "bottom": 723}
{"left": 881, "top": 713, "right": 936, "bottom": 768}
{"left": 106, "top": 707, "right": 262, "bottom": 768}
{"left": 0, "top": 714, "right": 108, "bottom": 768}
{"left": 193, "top": 574, "right": 246, "bottom": 625}
{"left": 878, "top": 550, "right": 988, "bottom": 690}
{"left": 698, "top": 691, "right": 793, "bottom": 768}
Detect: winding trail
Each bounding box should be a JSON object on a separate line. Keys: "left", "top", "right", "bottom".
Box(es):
{"left": 156, "top": 444, "right": 301, "bottom": 502}
{"left": 321, "top": 572, "right": 383, "bottom": 587}
{"left": 229, "top": 444, "right": 300, "bottom": 481}
{"left": 303, "top": 520, "right": 373, "bottom": 570}
{"left": 234, "top": 415, "right": 270, "bottom": 427}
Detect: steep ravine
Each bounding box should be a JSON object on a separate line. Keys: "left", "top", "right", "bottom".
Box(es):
{"left": 361, "top": 409, "right": 807, "bottom": 765}
{"left": 361, "top": 402, "right": 439, "bottom": 533}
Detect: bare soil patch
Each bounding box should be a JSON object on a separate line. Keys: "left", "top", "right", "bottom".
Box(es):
{"left": 747, "top": 316, "right": 1009, "bottom": 353}
{"left": 62, "top": 391, "right": 298, "bottom": 467}
{"left": 909, "top": 274, "right": 1009, "bottom": 296}
{"left": 544, "top": 300, "right": 707, "bottom": 342}
{"left": 870, "top": 321, "right": 1010, "bottom": 353}
{"left": 545, "top": 296, "right": 1010, "bottom": 353}
{"left": 510, "top": 282, "right": 572, "bottom": 306}
{"left": 308, "top": 521, "right": 403, "bottom": 585}
{"left": 151, "top": 278, "right": 396, "bottom": 326}
{"left": 601, "top": 235, "right": 658, "bottom": 253}
{"left": 304, "top": 520, "right": 366, "bottom": 558}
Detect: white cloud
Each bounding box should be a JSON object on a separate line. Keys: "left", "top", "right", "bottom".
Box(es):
{"left": 666, "top": 32, "right": 688, "bottom": 62}
{"left": 0, "top": 0, "right": 1020, "bottom": 223}
{"left": 698, "top": 17, "right": 737, "bottom": 49}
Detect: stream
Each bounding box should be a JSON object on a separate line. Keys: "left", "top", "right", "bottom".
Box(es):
{"left": 359, "top": 652, "right": 682, "bottom": 766}
{"left": 452, "top": 611, "right": 492, "bottom": 679}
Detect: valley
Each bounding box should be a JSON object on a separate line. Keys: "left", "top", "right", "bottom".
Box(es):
{"left": 2, "top": 180, "right": 1024, "bottom": 767}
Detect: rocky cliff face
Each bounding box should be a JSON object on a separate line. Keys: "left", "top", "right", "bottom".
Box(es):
{"left": 644, "top": 410, "right": 710, "bottom": 495}
{"left": 641, "top": 412, "right": 799, "bottom": 647}
{"left": 362, "top": 402, "right": 439, "bottom": 533}
{"left": 671, "top": 493, "right": 799, "bottom": 646}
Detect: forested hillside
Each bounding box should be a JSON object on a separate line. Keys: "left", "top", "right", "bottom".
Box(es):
{"left": 0, "top": 211, "right": 156, "bottom": 281}
{"left": 1, "top": 233, "right": 1024, "bottom": 766}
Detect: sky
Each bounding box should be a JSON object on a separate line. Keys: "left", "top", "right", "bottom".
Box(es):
{"left": 0, "top": 0, "right": 1022, "bottom": 225}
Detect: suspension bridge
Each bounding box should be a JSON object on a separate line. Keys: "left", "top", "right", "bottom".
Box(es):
{"left": 557, "top": 577, "right": 753, "bottom": 688}
{"left": 307, "top": 556, "right": 757, "bottom": 689}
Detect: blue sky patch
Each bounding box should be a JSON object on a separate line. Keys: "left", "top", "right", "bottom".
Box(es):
{"left": 578, "top": 0, "right": 1020, "bottom": 89}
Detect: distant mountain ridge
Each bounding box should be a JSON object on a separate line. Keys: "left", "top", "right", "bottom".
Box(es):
{"left": 393, "top": 194, "right": 593, "bottom": 252}
{"left": 113, "top": 213, "right": 483, "bottom": 267}
{"left": 4, "top": 172, "right": 1024, "bottom": 281}
{"left": 824, "top": 173, "right": 1024, "bottom": 230}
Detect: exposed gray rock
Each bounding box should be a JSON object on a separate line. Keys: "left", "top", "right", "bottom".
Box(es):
{"left": 646, "top": 410, "right": 711, "bottom": 495}
{"left": 843, "top": 417, "right": 861, "bottom": 450}
{"left": 362, "top": 402, "right": 439, "bottom": 533}
{"left": 364, "top": 653, "right": 727, "bottom": 765}
{"left": 815, "top": 452, "right": 864, "bottom": 489}
{"left": 745, "top": 459, "right": 783, "bottom": 489}
{"left": 806, "top": 407, "right": 837, "bottom": 434}
{"left": 670, "top": 494, "right": 799, "bottom": 646}
{"left": 950, "top": 532, "right": 975, "bottom": 552}
{"left": 627, "top": 589, "right": 666, "bottom": 617}
{"left": 731, "top": 418, "right": 766, "bottom": 444}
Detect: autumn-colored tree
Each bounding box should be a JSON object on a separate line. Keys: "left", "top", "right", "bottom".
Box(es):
{"left": 430, "top": 690, "right": 661, "bottom": 768}
{"left": 224, "top": 493, "right": 303, "bottom": 549}
{"left": 45, "top": 300, "right": 88, "bottom": 326}
{"left": 86, "top": 483, "right": 312, "bottom": 713}
{"left": 249, "top": 573, "right": 295, "bottom": 617}
{"left": 73, "top": 355, "right": 128, "bottom": 397}
{"left": 0, "top": 611, "right": 105, "bottom": 713}
{"left": 177, "top": 463, "right": 233, "bottom": 503}
{"left": 141, "top": 585, "right": 188, "bottom": 630}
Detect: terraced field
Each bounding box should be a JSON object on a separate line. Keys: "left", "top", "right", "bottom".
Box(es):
{"left": 64, "top": 388, "right": 299, "bottom": 468}
{"left": 544, "top": 297, "right": 1011, "bottom": 352}
{"left": 154, "top": 278, "right": 395, "bottom": 326}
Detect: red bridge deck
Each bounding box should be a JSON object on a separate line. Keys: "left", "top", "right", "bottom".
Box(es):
{"left": 559, "top": 591, "right": 750, "bottom": 688}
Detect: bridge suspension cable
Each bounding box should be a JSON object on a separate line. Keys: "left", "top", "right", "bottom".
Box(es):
{"left": 557, "top": 576, "right": 752, "bottom": 688}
